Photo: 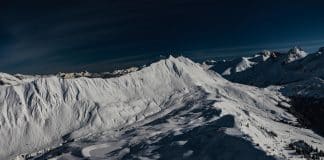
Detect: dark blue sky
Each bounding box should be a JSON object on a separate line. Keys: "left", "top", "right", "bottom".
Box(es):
{"left": 1, "top": 0, "right": 324, "bottom": 74}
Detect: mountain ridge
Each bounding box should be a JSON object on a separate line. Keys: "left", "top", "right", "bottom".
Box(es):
{"left": 208, "top": 46, "right": 324, "bottom": 87}
{"left": 0, "top": 56, "right": 323, "bottom": 159}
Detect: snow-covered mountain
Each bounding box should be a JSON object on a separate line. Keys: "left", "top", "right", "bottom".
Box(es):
{"left": 0, "top": 56, "right": 323, "bottom": 159}
{"left": 286, "top": 47, "right": 308, "bottom": 63}
{"left": 207, "top": 46, "right": 322, "bottom": 87}
{"left": 208, "top": 46, "right": 324, "bottom": 139}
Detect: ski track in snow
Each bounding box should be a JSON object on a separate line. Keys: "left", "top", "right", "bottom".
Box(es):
{"left": 0, "top": 56, "right": 322, "bottom": 160}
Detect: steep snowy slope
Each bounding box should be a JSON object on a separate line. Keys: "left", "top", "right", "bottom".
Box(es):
{"left": 219, "top": 57, "right": 256, "bottom": 76}
{"left": 0, "top": 56, "right": 323, "bottom": 160}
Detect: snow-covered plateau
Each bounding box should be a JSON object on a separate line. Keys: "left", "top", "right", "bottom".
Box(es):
{"left": 0, "top": 54, "right": 323, "bottom": 160}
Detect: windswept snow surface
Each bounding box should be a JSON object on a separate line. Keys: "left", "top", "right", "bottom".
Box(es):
{"left": 0, "top": 56, "right": 323, "bottom": 160}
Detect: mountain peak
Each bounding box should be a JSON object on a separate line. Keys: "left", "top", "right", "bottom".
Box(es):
{"left": 258, "top": 50, "right": 277, "bottom": 61}
{"left": 288, "top": 46, "right": 305, "bottom": 54}
{"left": 286, "top": 46, "right": 307, "bottom": 63}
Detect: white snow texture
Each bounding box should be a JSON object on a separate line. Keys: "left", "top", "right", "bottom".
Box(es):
{"left": 0, "top": 56, "right": 322, "bottom": 160}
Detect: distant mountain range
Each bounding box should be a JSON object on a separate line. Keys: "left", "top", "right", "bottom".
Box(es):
{"left": 207, "top": 46, "right": 324, "bottom": 88}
